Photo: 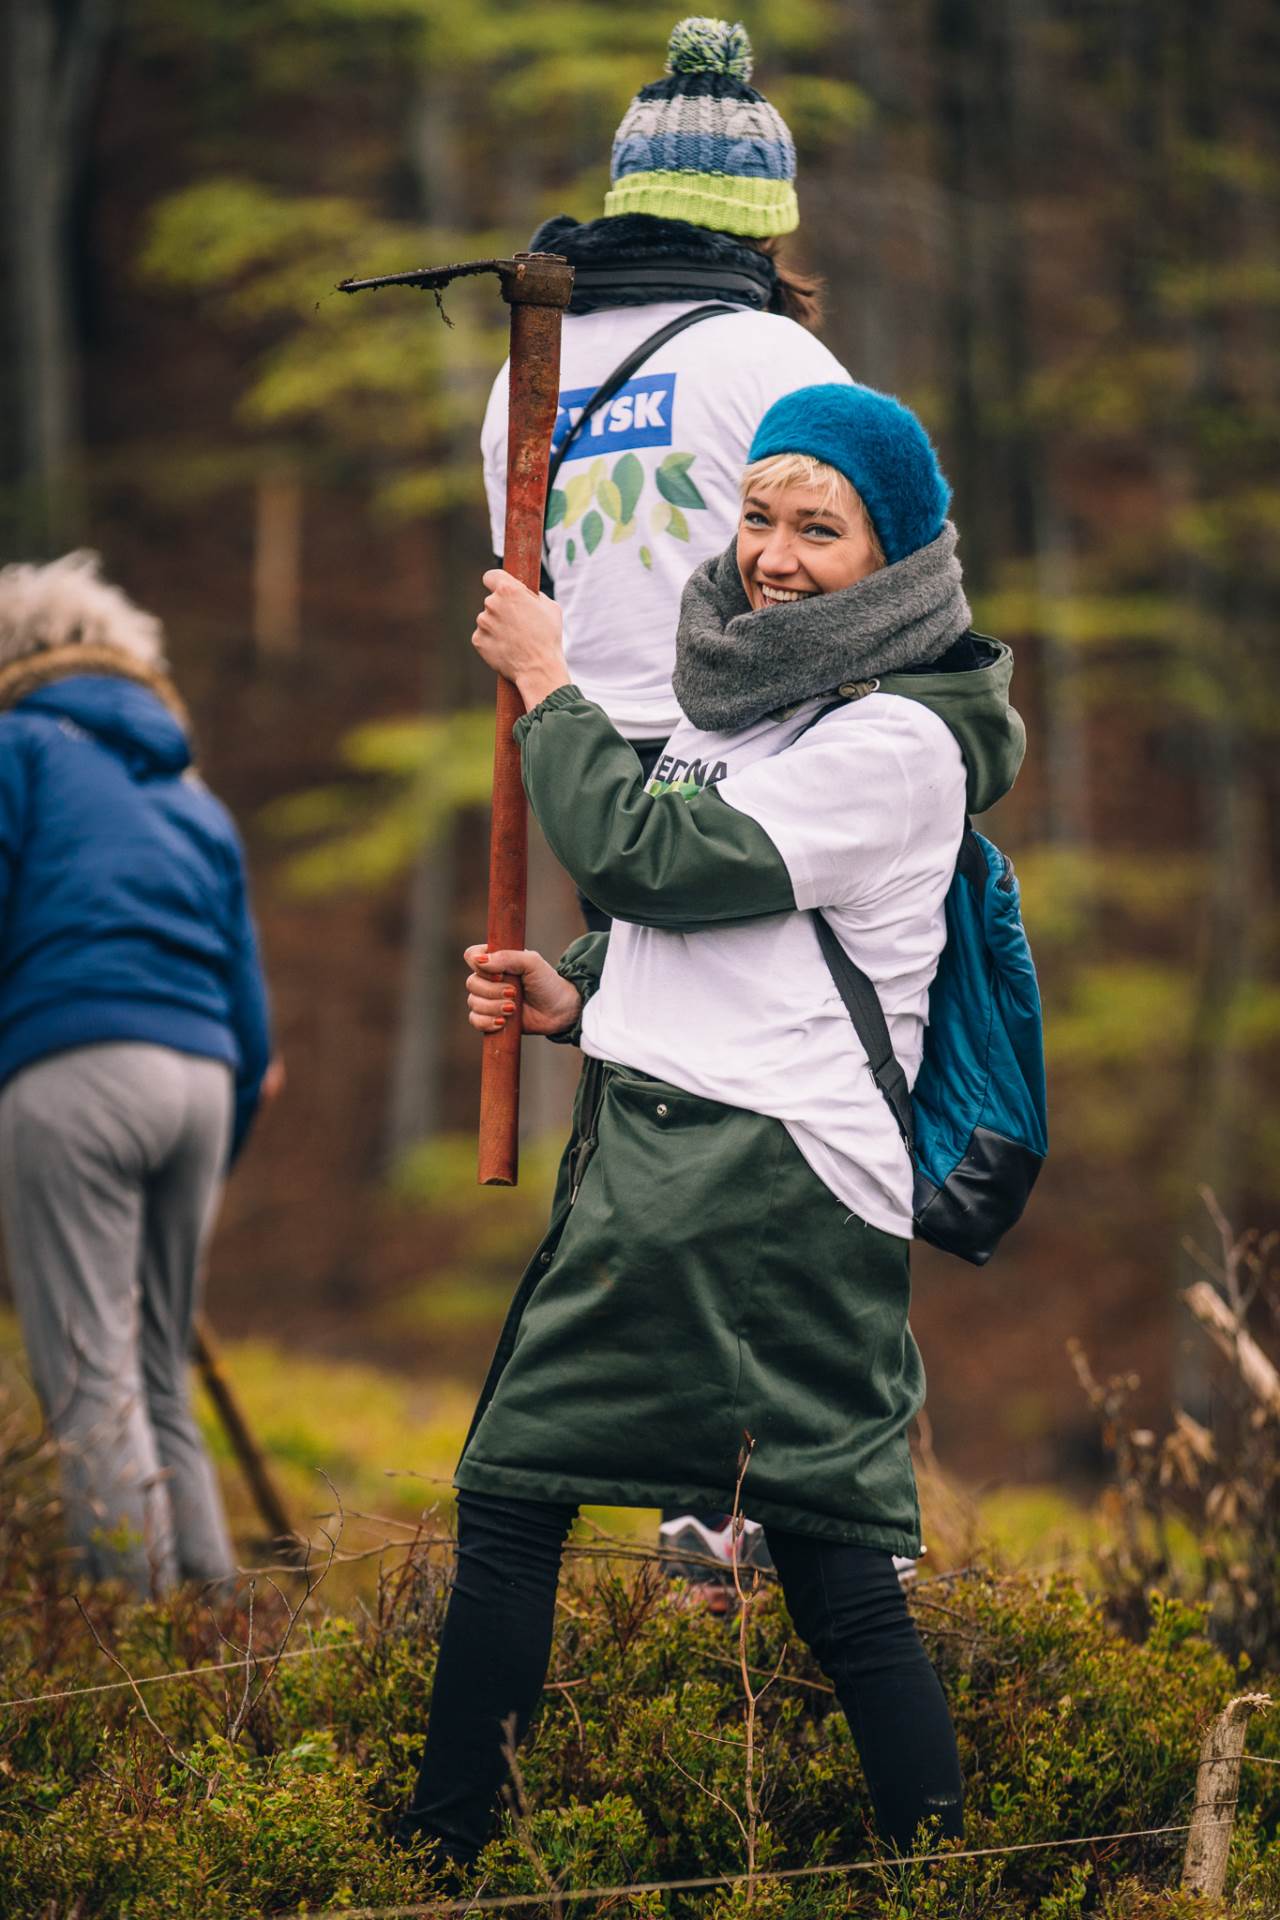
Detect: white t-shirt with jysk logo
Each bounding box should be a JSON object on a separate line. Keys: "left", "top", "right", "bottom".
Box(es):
{"left": 580, "top": 693, "right": 968, "bottom": 1236}
{"left": 481, "top": 303, "right": 850, "bottom": 740}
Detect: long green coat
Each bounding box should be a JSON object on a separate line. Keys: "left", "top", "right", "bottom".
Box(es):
{"left": 457, "top": 1050, "right": 924, "bottom": 1552}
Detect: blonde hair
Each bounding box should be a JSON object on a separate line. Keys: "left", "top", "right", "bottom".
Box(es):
{"left": 740, "top": 453, "right": 886, "bottom": 567}
{"left": 0, "top": 552, "right": 164, "bottom": 670}
{"left": 740, "top": 453, "right": 890, "bottom": 564}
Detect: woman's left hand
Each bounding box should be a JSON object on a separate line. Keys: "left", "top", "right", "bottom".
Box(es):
{"left": 471, "top": 569, "right": 571, "bottom": 711}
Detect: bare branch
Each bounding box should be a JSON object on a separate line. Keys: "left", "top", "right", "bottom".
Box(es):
{"left": 73, "top": 1598, "right": 209, "bottom": 1785}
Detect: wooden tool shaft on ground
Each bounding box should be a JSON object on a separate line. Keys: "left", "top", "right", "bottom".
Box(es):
{"left": 337, "top": 253, "right": 574, "bottom": 1188}
{"left": 193, "top": 1312, "right": 301, "bottom": 1559}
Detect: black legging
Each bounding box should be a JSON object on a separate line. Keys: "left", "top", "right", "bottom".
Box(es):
{"left": 398, "top": 1490, "right": 963, "bottom": 1863}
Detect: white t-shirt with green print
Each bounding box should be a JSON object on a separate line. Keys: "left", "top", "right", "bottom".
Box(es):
{"left": 481, "top": 303, "right": 850, "bottom": 740}
{"left": 579, "top": 693, "right": 968, "bottom": 1237}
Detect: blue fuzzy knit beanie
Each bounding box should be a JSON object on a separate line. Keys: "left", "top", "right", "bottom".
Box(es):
{"left": 747, "top": 383, "right": 951, "bottom": 564}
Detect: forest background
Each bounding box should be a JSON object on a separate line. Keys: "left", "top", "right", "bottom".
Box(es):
{"left": 2, "top": 0, "right": 1278, "bottom": 1532}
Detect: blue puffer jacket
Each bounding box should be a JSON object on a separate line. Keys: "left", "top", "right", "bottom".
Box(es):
{"left": 0, "top": 671, "right": 271, "bottom": 1161}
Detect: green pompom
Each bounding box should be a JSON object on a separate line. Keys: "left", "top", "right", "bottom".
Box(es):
{"left": 665, "top": 16, "right": 753, "bottom": 84}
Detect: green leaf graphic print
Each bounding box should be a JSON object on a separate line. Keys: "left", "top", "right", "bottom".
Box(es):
{"left": 546, "top": 454, "right": 706, "bottom": 569}
{"left": 655, "top": 452, "right": 707, "bottom": 511}
{"left": 612, "top": 453, "right": 643, "bottom": 524}
{"left": 563, "top": 472, "right": 593, "bottom": 527}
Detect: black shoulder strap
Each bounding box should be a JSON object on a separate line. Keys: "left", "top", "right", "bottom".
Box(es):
{"left": 544, "top": 303, "right": 737, "bottom": 504}
{"left": 798, "top": 698, "right": 916, "bottom": 1153}
{"left": 539, "top": 304, "right": 739, "bottom": 592}
{"left": 813, "top": 915, "right": 915, "bottom": 1153}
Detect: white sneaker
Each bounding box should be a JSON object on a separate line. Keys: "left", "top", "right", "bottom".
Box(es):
{"left": 658, "top": 1514, "right": 736, "bottom": 1580}
{"left": 659, "top": 1516, "right": 921, "bottom": 1591}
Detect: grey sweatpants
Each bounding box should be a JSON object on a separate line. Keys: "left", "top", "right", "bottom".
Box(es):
{"left": 0, "top": 1043, "right": 235, "bottom": 1596}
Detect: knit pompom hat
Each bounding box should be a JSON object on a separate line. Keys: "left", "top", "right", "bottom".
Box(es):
{"left": 604, "top": 17, "right": 798, "bottom": 238}
{"left": 747, "top": 383, "right": 952, "bottom": 564}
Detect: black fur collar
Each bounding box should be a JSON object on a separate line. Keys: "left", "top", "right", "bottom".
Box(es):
{"left": 528, "top": 213, "right": 778, "bottom": 315}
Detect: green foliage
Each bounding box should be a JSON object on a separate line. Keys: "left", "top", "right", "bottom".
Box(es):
{"left": 381, "top": 1128, "right": 564, "bottom": 1337}
{"left": 1013, "top": 848, "right": 1206, "bottom": 950}
{"left": 141, "top": 176, "right": 508, "bottom": 511}
{"left": 7, "top": 1538, "right": 1277, "bottom": 1916}
{"left": 262, "top": 706, "right": 493, "bottom": 893}
{"left": 1049, "top": 963, "right": 1192, "bottom": 1070}
{"left": 770, "top": 74, "right": 872, "bottom": 147}
{"left": 129, "top": 0, "right": 855, "bottom": 531}
{"left": 2, "top": 1324, "right": 1279, "bottom": 1915}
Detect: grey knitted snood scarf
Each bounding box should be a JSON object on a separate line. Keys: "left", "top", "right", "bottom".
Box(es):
{"left": 672, "top": 521, "right": 972, "bottom": 734}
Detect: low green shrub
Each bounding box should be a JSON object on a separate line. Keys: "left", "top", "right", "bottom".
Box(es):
{"left": 3, "top": 1532, "right": 1277, "bottom": 1917}
{"left": 2, "top": 1356, "right": 1277, "bottom": 1916}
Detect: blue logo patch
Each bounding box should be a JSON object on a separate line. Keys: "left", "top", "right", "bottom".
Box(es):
{"left": 552, "top": 374, "right": 676, "bottom": 460}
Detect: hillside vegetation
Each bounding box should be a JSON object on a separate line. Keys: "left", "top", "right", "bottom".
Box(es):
{"left": 1, "top": 1350, "right": 1277, "bottom": 1919}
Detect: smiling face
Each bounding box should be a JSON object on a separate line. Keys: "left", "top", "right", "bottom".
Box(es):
{"left": 736, "top": 455, "right": 885, "bottom": 610}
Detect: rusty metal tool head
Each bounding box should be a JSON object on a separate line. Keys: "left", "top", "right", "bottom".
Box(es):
{"left": 337, "top": 252, "right": 573, "bottom": 311}
{"left": 339, "top": 251, "right": 573, "bottom": 1188}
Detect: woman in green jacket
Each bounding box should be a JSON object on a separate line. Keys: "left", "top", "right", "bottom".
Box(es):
{"left": 399, "top": 382, "right": 1026, "bottom": 1867}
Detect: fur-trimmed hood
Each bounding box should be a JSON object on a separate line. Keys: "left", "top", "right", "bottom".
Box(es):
{"left": 0, "top": 647, "right": 192, "bottom": 780}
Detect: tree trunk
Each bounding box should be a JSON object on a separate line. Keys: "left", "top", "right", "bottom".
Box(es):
{"left": 1169, "top": 0, "right": 1259, "bottom": 1419}
{"left": 828, "top": 0, "right": 894, "bottom": 385}
{"left": 386, "top": 818, "right": 456, "bottom": 1153}
{"left": 993, "top": 2, "right": 1090, "bottom": 848}
{"left": 386, "top": 66, "right": 493, "bottom": 1163}
{"left": 252, "top": 468, "right": 303, "bottom": 658}
{"left": 930, "top": 0, "right": 988, "bottom": 588}
{"left": 2, "top": 0, "right": 113, "bottom": 556}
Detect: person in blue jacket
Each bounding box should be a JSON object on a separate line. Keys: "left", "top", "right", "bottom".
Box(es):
{"left": 0, "top": 550, "right": 277, "bottom": 1596}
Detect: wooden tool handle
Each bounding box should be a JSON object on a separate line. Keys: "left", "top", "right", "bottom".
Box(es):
{"left": 478, "top": 291, "right": 567, "bottom": 1185}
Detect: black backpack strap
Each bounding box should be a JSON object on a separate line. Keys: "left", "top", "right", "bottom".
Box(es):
{"left": 813, "top": 914, "right": 916, "bottom": 1153}
{"left": 540, "top": 303, "right": 738, "bottom": 593}
{"left": 545, "top": 303, "right": 737, "bottom": 501}
{"left": 793, "top": 696, "right": 851, "bottom": 738}
{"left": 796, "top": 697, "right": 916, "bottom": 1153}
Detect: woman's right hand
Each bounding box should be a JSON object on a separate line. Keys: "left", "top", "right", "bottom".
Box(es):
{"left": 463, "top": 945, "right": 583, "bottom": 1038}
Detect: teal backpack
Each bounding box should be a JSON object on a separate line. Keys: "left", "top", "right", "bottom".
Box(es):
{"left": 814, "top": 789, "right": 1047, "bottom": 1266}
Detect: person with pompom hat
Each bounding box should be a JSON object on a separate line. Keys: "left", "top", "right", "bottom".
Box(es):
{"left": 483, "top": 11, "right": 856, "bottom": 1606}
{"left": 398, "top": 382, "right": 1029, "bottom": 1870}
{"left": 481, "top": 14, "right": 851, "bottom": 836}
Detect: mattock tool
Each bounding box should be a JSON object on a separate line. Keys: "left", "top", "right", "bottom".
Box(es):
{"left": 339, "top": 253, "right": 574, "bottom": 1186}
